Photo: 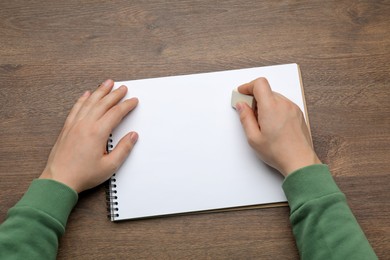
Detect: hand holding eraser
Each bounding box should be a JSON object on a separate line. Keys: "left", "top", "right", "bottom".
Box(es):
{"left": 231, "top": 88, "right": 255, "bottom": 110}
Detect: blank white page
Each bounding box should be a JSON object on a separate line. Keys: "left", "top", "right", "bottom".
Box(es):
{"left": 109, "top": 63, "right": 305, "bottom": 220}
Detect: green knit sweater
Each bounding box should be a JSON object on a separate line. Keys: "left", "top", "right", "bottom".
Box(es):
{"left": 0, "top": 164, "right": 377, "bottom": 259}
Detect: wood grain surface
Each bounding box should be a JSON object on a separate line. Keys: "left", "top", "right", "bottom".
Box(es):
{"left": 0, "top": 0, "right": 389, "bottom": 259}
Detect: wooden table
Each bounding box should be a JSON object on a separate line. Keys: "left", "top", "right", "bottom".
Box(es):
{"left": 0, "top": 0, "right": 389, "bottom": 259}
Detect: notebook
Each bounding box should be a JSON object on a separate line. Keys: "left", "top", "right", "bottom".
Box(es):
{"left": 106, "top": 63, "right": 307, "bottom": 221}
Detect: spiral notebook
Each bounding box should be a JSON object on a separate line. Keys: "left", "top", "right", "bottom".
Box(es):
{"left": 106, "top": 63, "right": 308, "bottom": 221}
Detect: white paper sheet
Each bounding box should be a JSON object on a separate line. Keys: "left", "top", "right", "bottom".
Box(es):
{"left": 109, "top": 63, "right": 305, "bottom": 220}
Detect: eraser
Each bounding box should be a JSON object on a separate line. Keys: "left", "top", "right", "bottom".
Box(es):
{"left": 231, "top": 89, "right": 255, "bottom": 110}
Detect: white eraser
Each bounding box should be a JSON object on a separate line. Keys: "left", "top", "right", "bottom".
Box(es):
{"left": 231, "top": 89, "right": 255, "bottom": 109}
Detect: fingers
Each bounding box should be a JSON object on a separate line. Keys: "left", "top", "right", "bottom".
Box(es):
{"left": 236, "top": 102, "right": 262, "bottom": 147}
{"left": 89, "top": 85, "right": 128, "bottom": 120}
{"left": 104, "top": 132, "right": 138, "bottom": 171}
{"left": 238, "top": 77, "right": 273, "bottom": 106}
{"left": 63, "top": 90, "right": 91, "bottom": 128}
{"left": 89, "top": 79, "right": 115, "bottom": 103}
{"left": 99, "top": 97, "right": 139, "bottom": 134}
{"left": 71, "top": 80, "right": 134, "bottom": 125}
{"left": 76, "top": 79, "right": 115, "bottom": 119}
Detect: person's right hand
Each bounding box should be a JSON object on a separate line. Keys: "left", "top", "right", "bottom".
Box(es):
{"left": 39, "top": 79, "right": 138, "bottom": 193}
{"left": 236, "top": 77, "right": 321, "bottom": 177}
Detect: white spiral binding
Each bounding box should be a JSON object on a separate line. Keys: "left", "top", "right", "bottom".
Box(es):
{"left": 106, "top": 135, "right": 119, "bottom": 221}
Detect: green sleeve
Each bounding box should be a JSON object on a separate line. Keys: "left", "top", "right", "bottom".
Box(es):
{"left": 0, "top": 179, "right": 78, "bottom": 260}
{"left": 283, "top": 164, "right": 377, "bottom": 260}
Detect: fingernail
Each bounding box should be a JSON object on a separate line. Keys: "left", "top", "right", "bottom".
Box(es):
{"left": 102, "top": 79, "right": 112, "bottom": 87}
{"left": 129, "top": 132, "right": 138, "bottom": 144}
{"left": 236, "top": 102, "right": 243, "bottom": 113}
{"left": 119, "top": 85, "right": 127, "bottom": 91}
{"left": 82, "top": 90, "right": 90, "bottom": 97}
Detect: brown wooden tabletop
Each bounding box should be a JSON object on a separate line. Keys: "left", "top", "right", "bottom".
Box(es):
{"left": 0, "top": 0, "right": 389, "bottom": 259}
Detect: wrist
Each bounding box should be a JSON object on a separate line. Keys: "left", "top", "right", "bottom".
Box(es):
{"left": 282, "top": 153, "right": 321, "bottom": 177}
{"left": 39, "top": 168, "right": 80, "bottom": 193}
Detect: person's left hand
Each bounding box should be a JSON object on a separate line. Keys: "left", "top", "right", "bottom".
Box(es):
{"left": 39, "top": 79, "right": 138, "bottom": 193}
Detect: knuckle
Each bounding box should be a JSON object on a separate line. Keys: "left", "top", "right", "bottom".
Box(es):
{"left": 247, "top": 134, "right": 259, "bottom": 147}
{"left": 289, "top": 102, "right": 303, "bottom": 117}
{"left": 254, "top": 77, "right": 268, "bottom": 86}
{"left": 63, "top": 117, "right": 73, "bottom": 128}
{"left": 239, "top": 109, "right": 248, "bottom": 122}
{"left": 111, "top": 103, "right": 125, "bottom": 114}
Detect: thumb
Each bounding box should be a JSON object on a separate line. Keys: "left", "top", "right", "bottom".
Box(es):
{"left": 105, "top": 132, "right": 138, "bottom": 172}
{"left": 236, "top": 103, "right": 261, "bottom": 146}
